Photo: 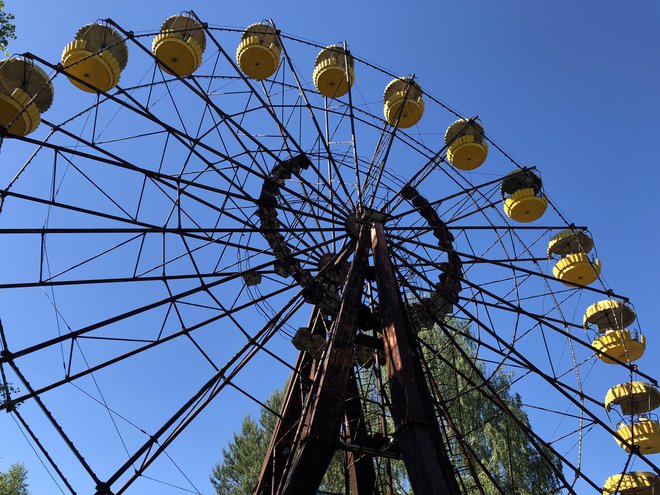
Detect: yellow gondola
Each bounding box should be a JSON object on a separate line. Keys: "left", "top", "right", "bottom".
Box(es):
{"left": 605, "top": 382, "right": 660, "bottom": 415}
{"left": 152, "top": 14, "right": 206, "bottom": 77}
{"left": 593, "top": 330, "right": 646, "bottom": 364}
{"left": 236, "top": 22, "right": 281, "bottom": 80}
{"left": 547, "top": 229, "right": 601, "bottom": 286}
{"left": 62, "top": 23, "right": 128, "bottom": 92}
{"left": 313, "top": 45, "right": 354, "bottom": 98}
{"left": 584, "top": 299, "right": 637, "bottom": 332}
{"left": 0, "top": 58, "right": 53, "bottom": 136}
{"left": 501, "top": 169, "right": 548, "bottom": 222}
{"left": 615, "top": 416, "right": 660, "bottom": 454}
{"left": 383, "top": 77, "right": 424, "bottom": 128}
{"left": 445, "top": 118, "right": 488, "bottom": 170}
{"left": 584, "top": 300, "right": 645, "bottom": 363}
{"left": 603, "top": 472, "right": 659, "bottom": 495}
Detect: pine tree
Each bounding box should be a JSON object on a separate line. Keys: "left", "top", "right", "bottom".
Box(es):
{"left": 210, "top": 388, "right": 346, "bottom": 494}
{"left": 210, "top": 390, "right": 280, "bottom": 495}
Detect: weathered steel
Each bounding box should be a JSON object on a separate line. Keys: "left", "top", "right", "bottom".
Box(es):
{"left": 254, "top": 348, "right": 314, "bottom": 495}
{"left": 278, "top": 227, "right": 370, "bottom": 495}
{"left": 371, "top": 222, "right": 459, "bottom": 495}
{"left": 344, "top": 370, "right": 379, "bottom": 495}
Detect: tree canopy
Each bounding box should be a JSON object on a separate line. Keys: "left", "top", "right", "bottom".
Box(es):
{"left": 0, "top": 1, "right": 16, "bottom": 54}
{"left": 0, "top": 464, "right": 29, "bottom": 495}
{"left": 210, "top": 389, "right": 345, "bottom": 494}
{"left": 418, "top": 319, "right": 561, "bottom": 494}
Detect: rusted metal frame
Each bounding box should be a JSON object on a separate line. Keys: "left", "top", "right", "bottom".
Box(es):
{"left": 360, "top": 82, "right": 417, "bottom": 205}
{"left": 257, "top": 83, "right": 330, "bottom": 252}
{"left": 255, "top": 308, "right": 324, "bottom": 495}
{"left": 255, "top": 348, "right": 314, "bottom": 495}
{"left": 456, "top": 274, "right": 653, "bottom": 382}
{"left": 448, "top": 225, "right": 587, "bottom": 231}
{"left": 2, "top": 235, "right": 336, "bottom": 363}
{"left": 26, "top": 174, "right": 258, "bottom": 251}
{"left": 0, "top": 269, "right": 286, "bottom": 291}
{"left": 390, "top": 230, "right": 630, "bottom": 305}
{"left": 273, "top": 25, "right": 356, "bottom": 211}
{"left": 25, "top": 54, "right": 344, "bottom": 228}
{"left": 4, "top": 292, "right": 303, "bottom": 495}
{"left": 392, "top": 239, "right": 654, "bottom": 386}
{"left": 0, "top": 227, "right": 344, "bottom": 237}
{"left": 370, "top": 222, "right": 459, "bottom": 495}
{"left": 0, "top": 128, "right": 58, "bottom": 213}
{"left": 110, "top": 293, "right": 306, "bottom": 494}
{"left": 278, "top": 227, "right": 371, "bottom": 494}
{"left": 435, "top": 405, "right": 504, "bottom": 495}
{"left": 44, "top": 109, "right": 342, "bottom": 232}
{"left": 5, "top": 359, "right": 104, "bottom": 488}
{"left": 341, "top": 44, "right": 363, "bottom": 206}
{"left": 298, "top": 101, "right": 437, "bottom": 162}
{"left": 109, "top": 21, "right": 350, "bottom": 222}
{"left": 451, "top": 300, "right": 660, "bottom": 474}
{"left": 380, "top": 118, "right": 478, "bottom": 214}
{"left": 4, "top": 130, "right": 288, "bottom": 254}
{"left": 3, "top": 284, "right": 295, "bottom": 409}
{"left": 3, "top": 126, "right": 254, "bottom": 209}
{"left": 391, "top": 245, "right": 659, "bottom": 458}
{"left": 262, "top": 95, "right": 454, "bottom": 178}
{"left": 393, "top": 260, "right": 645, "bottom": 491}
{"left": 364, "top": 79, "right": 416, "bottom": 211}
{"left": 0, "top": 331, "right": 77, "bottom": 494}
{"left": 418, "top": 328, "right": 586, "bottom": 494}
{"left": 394, "top": 254, "right": 620, "bottom": 413}
{"left": 187, "top": 14, "right": 353, "bottom": 216}
{"left": 374, "top": 350, "right": 395, "bottom": 495}
{"left": 389, "top": 174, "right": 511, "bottom": 222}
{"left": 344, "top": 369, "right": 379, "bottom": 495}
{"left": 11, "top": 407, "right": 78, "bottom": 494}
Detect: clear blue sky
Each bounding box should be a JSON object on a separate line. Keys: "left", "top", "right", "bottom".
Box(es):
{"left": 1, "top": 1, "right": 659, "bottom": 494}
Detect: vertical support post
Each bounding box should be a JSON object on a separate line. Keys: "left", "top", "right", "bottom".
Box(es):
{"left": 371, "top": 222, "right": 459, "bottom": 495}
{"left": 344, "top": 370, "right": 378, "bottom": 494}
{"left": 278, "top": 228, "right": 371, "bottom": 495}
{"left": 254, "top": 349, "right": 314, "bottom": 495}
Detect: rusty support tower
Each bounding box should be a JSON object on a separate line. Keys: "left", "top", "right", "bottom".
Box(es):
{"left": 254, "top": 223, "right": 460, "bottom": 495}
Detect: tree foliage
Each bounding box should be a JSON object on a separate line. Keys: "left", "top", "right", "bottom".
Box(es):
{"left": 0, "top": 464, "right": 29, "bottom": 495}
{"left": 0, "top": 383, "right": 19, "bottom": 410}
{"left": 210, "top": 389, "right": 345, "bottom": 494}
{"left": 0, "top": 1, "right": 16, "bottom": 54}
{"left": 419, "top": 319, "right": 561, "bottom": 495}
{"left": 212, "top": 319, "right": 561, "bottom": 494}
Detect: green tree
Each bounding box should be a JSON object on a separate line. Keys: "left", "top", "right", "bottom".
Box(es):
{"left": 418, "top": 319, "right": 561, "bottom": 495}
{"left": 0, "top": 383, "right": 19, "bottom": 410}
{"left": 0, "top": 1, "right": 16, "bottom": 54}
{"left": 0, "top": 463, "right": 29, "bottom": 495}
{"left": 210, "top": 389, "right": 281, "bottom": 495}
{"left": 211, "top": 388, "right": 346, "bottom": 494}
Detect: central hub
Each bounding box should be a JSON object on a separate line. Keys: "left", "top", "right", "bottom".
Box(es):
{"left": 345, "top": 206, "right": 388, "bottom": 239}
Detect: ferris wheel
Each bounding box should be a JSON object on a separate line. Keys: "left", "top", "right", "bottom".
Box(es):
{"left": 0, "top": 12, "right": 657, "bottom": 495}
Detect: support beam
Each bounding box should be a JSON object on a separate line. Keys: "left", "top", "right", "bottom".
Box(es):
{"left": 371, "top": 222, "right": 459, "bottom": 495}
{"left": 254, "top": 349, "right": 314, "bottom": 495}
{"left": 277, "top": 227, "right": 371, "bottom": 494}
{"left": 344, "top": 370, "right": 379, "bottom": 495}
